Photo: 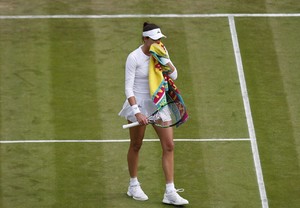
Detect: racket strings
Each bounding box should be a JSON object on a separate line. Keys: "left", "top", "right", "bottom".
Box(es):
{"left": 150, "top": 101, "right": 185, "bottom": 128}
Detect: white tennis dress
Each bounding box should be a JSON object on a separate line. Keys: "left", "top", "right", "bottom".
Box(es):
{"left": 118, "top": 45, "right": 177, "bottom": 122}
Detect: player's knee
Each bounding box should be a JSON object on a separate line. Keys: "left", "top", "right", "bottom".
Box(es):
{"left": 164, "top": 140, "right": 174, "bottom": 152}
{"left": 131, "top": 141, "right": 143, "bottom": 152}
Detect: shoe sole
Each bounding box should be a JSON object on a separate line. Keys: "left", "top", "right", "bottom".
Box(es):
{"left": 127, "top": 191, "right": 149, "bottom": 201}
{"left": 162, "top": 198, "right": 189, "bottom": 205}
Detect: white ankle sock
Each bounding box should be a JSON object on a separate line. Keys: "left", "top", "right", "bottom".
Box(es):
{"left": 130, "top": 177, "right": 139, "bottom": 186}
{"left": 166, "top": 182, "right": 176, "bottom": 193}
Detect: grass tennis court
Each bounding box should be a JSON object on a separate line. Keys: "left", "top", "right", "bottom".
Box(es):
{"left": 1, "top": 1, "right": 300, "bottom": 207}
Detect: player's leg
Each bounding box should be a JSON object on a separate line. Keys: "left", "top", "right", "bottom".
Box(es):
{"left": 127, "top": 123, "right": 148, "bottom": 201}
{"left": 153, "top": 126, "right": 174, "bottom": 183}
{"left": 127, "top": 124, "right": 146, "bottom": 177}
{"left": 153, "top": 126, "right": 189, "bottom": 205}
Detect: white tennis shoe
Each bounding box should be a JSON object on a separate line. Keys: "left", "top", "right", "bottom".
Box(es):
{"left": 127, "top": 183, "right": 149, "bottom": 201}
{"left": 162, "top": 189, "right": 189, "bottom": 205}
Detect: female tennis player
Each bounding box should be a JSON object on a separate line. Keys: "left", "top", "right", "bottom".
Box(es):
{"left": 118, "top": 22, "right": 189, "bottom": 205}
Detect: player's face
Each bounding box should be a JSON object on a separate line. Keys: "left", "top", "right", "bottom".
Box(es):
{"left": 149, "top": 37, "right": 161, "bottom": 43}
{"left": 144, "top": 37, "right": 161, "bottom": 47}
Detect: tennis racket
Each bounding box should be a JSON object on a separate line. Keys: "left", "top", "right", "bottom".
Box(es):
{"left": 122, "top": 100, "right": 186, "bottom": 129}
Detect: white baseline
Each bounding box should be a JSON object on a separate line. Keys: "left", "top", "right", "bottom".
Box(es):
{"left": 0, "top": 13, "right": 300, "bottom": 19}
{"left": 0, "top": 138, "right": 250, "bottom": 144}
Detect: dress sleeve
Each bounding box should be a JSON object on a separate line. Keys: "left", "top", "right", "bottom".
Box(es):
{"left": 125, "top": 53, "right": 137, "bottom": 98}
{"left": 169, "top": 67, "right": 178, "bottom": 80}
{"left": 168, "top": 60, "right": 178, "bottom": 80}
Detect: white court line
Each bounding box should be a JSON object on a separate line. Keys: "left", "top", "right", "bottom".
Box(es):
{"left": 0, "top": 13, "right": 300, "bottom": 19}
{"left": 228, "top": 16, "right": 268, "bottom": 208}
{"left": 0, "top": 138, "right": 250, "bottom": 144}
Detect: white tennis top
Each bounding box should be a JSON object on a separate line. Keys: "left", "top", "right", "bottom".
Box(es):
{"left": 125, "top": 45, "right": 177, "bottom": 99}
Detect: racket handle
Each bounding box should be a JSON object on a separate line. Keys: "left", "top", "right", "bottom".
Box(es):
{"left": 122, "top": 122, "right": 140, "bottom": 129}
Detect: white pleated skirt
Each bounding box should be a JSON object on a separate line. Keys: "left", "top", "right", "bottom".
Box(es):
{"left": 118, "top": 92, "right": 171, "bottom": 123}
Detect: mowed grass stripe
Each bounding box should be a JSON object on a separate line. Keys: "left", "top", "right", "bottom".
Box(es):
{"left": 176, "top": 142, "right": 262, "bottom": 207}
{"left": 0, "top": 19, "right": 56, "bottom": 207}
{"left": 48, "top": 19, "right": 107, "bottom": 207}
{"left": 0, "top": 20, "right": 54, "bottom": 140}
{"left": 91, "top": 18, "right": 134, "bottom": 139}
{"left": 181, "top": 18, "right": 248, "bottom": 139}
{"left": 268, "top": 18, "right": 300, "bottom": 167}
{"left": 49, "top": 19, "right": 101, "bottom": 140}
{"left": 267, "top": 18, "right": 300, "bottom": 206}
{"left": 236, "top": 18, "right": 300, "bottom": 207}
{"left": 0, "top": 144, "right": 57, "bottom": 207}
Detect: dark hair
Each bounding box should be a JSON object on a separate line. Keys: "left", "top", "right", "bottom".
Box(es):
{"left": 143, "top": 22, "right": 159, "bottom": 32}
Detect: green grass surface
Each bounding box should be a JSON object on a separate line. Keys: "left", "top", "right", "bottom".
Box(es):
{"left": 1, "top": 1, "right": 300, "bottom": 208}
{"left": 1, "top": 142, "right": 261, "bottom": 208}
{"left": 236, "top": 17, "right": 300, "bottom": 207}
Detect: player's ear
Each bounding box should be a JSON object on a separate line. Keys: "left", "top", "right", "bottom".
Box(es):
{"left": 142, "top": 36, "right": 150, "bottom": 43}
